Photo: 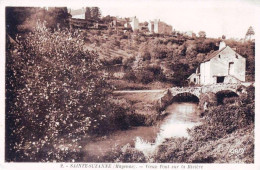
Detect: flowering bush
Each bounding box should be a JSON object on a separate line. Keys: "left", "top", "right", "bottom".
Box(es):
{"left": 5, "top": 22, "right": 122, "bottom": 162}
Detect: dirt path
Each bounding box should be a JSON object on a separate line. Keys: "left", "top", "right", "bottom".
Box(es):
{"left": 113, "top": 89, "right": 167, "bottom": 93}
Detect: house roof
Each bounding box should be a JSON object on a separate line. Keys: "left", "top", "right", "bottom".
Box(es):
{"left": 202, "top": 45, "right": 246, "bottom": 63}
{"left": 202, "top": 46, "right": 228, "bottom": 63}
{"left": 187, "top": 73, "right": 198, "bottom": 79}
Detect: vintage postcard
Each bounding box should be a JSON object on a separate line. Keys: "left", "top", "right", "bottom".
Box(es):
{"left": 0, "top": 0, "right": 259, "bottom": 169}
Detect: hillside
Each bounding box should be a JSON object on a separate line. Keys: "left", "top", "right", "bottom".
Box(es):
{"left": 80, "top": 29, "right": 255, "bottom": 89}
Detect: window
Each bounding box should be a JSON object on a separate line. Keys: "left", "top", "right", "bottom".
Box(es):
{"left": 219, "top": 55, "right": 221, "bottom": 58}
{"left": 236, "top": 54, "right": 238, "bottom": 59}
{"left": 217, "top": 76, "right": 225, "bottom": 83}
{"left": 229, "top": 62, "right": 234, "bottom": 75}
{"left": 194, "top": 78, "right": 196, "bottom": 82}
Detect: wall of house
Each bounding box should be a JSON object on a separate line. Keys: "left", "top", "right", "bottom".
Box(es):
{"left": 210, "top": 46, "right": 246, "bottom": 83}
{"left": 148, "top": 21, "right": 154, "bottom": 33}
{"left": 130, "top": 17, "right": 139, "bottom": 31}
{"left": 154, "top": 20, "right": 159, "bottom": 33}
{"left": 72, "top": 14, "right": 85, "bottom": 19}
{"left": 188, "top": 74, "right": 199, "bottom": 85}
{"left": 148, "top": 20, "right": 172, "bottom": 34}
{"left": 200, "top": 61, "right": 211, "bottom": 85}
{"left": 157, "top": 21, "right": 172, "bottom": 34}
{"left": 224, "top": 75, "right": 241, "bottom": 84}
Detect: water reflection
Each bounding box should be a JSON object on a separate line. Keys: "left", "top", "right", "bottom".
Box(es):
{"left": 84, "top": 102, "right": 200, "bottom": 158}
{"left": 135, "top": 102, "right": 200, "bottom": 156}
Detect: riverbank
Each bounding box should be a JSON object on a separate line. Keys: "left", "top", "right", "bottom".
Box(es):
{"left": 81, "top": 102, "right": 201, "bottom": 162}
{"left": 105, "top": 85, "right": 255, "bottom": 163}
{"left": 112, "top": 91, "right": 166, "bottom": 125}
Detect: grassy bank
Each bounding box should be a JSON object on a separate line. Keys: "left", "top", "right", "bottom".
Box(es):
{"left": 113, "top": 91, "right": 166, "bottom": 125}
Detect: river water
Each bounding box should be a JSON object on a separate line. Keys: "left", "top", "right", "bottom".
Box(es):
{"left": 84, "top": 102, "right": 200, "bottom": 159}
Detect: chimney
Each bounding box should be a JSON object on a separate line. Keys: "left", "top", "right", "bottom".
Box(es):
{"left": 219, "top": 41, "right": 226, "bottom": 51}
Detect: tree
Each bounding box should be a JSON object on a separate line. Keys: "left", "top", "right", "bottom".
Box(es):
{"left": 198, "top": 31, "right": 206, "bottom": 38}
{"left": 90, "top": 7, "right": 101, "bottom": 20}
{"left": 85, "top": 7, "right": 91, "bottom": 19}
{"left": 6, "top": 7, "right": 38, "bottom": 35}
{"left": 102, "top": 15, "right": 114, "bottom": 24}
{"left": 170, "top": 62, "right": 192, "bottom": 86}
{"left": 144, "top": 21, "right": 148, "bottom": 26}
{"left": 246, "top": 26, "right": 255, "bottom": 36}
{"left": 6, "top": 7, "right": 70, "bottom": 35}
{"left": 46, "top": 7, "right": 71, "bottom": 29}
{"left": 245, "top": 26, "right": 255, "bottom": 41}
{"left": 5, "top": 22, "right": 116, "bottom": 162}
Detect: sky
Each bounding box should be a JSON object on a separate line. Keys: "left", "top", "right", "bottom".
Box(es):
{"left": 69, "top": 0, "right": 258, "bottom": 39}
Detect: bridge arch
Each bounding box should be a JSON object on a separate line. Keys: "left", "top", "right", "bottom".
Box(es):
{"left": 215, "top": 90, "right": 239, "bottom": 105}
{"left": 171, "top": 92, "right": 200, "bottom": 103}
{"left": 158, "top": 90, "right": 200, "bottom": 111}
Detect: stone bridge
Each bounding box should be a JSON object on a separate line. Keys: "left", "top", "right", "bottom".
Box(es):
{"left": 158, "top": 83, "right": 249, "bottom": 110}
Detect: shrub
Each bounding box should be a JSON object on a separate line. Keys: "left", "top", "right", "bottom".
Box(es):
{"left": 5, "top": 22, "right": 125, "bottom": 162}
{"left": 123, "top": 70, "right": 137, "bottom": 82}
{"left": 190, "top": 86, "right": 255, "bottom": 141}
{"left": 147, "top": 65, "right": 166, "bottom": 82}
{"left": 102, "top": 56, "right": 123, "bottom": 66}
{"left": 135, "top": 70, "right": 154, "bottom": 84}
{"left": 117, "top": 144, "right": 147, "bottom": 163}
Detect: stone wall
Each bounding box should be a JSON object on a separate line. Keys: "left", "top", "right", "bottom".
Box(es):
{"left": 157, "top": 83, "right": 247, "bottom": 111}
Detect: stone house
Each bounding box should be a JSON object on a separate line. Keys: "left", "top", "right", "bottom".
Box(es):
{"left": 188, "top": 41, "right": 246, "bottom": 85}
{"left": 148, "top": 19, "right": 172, "bottom": 35}
{"left": 69, "top": 8, "right": 86, "bottom": 19}
{"left": 184, "top": 31, "right": 196, "bottom": 38}
{"left": 130, "top": 16, "right": 139, "bottom": 31}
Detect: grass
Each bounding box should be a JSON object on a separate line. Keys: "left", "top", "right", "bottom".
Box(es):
{"left": 153, "top": 124, "right": 254, "bottom": 163}
{"left": 113, "top": 91, "right": 167, "bottom": 126}
{"left": 108, "top": 79, "right": 172, "bottom": 90}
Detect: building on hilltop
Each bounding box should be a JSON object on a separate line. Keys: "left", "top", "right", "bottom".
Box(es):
{"left": 188, "top": 41, "right": 246, "bottom": 85}
{"left": 68, "top": 8, "right": 86, "bottom": 19}
{"left": 184, "top": 31, "right": 196, "bottom": 38}
{"left": 148, "top": 19, "right": 172, "bottom": 35}
{"left": 130, "top": 16, "right": 139, "bottom": 31}
{"left": 108, "top": 17, "right": 132, "bottom": 32}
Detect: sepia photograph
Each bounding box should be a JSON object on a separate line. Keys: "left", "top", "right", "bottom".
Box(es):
{"left": 1, "top": 0, "right": 259, "bottom": 168}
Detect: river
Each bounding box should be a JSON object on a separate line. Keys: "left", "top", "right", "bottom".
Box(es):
{"left": 83, "top": 102, "right": 200, "bottom": 160}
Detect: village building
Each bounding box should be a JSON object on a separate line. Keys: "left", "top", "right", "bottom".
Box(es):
{"left": 130, "top": 16, "right": 139, "bottom": 31}
{"left": 188, "top": 41, "right": 246, "bottom": 85}
{"left": 184, "top": 31, "right": 196, "bottom": 38}
{"left": 68, "top": 8, "right": 86, "bottom": 19}
{"left": 148, "top": 19, "right": 172, "bottom": 35}
{"left": 124, "top": 22, "right": 131, "bottom": 28}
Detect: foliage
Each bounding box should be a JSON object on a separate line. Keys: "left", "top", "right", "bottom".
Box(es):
{"left": 169, "top": 62, "right": 192, "bottom": 86}
{"left": 193, "top": 86, "right": 254, "bottom": 141}
{"left": 246, "top": 26, "right": 255, "bottom": 36}
{"left": 116, "top": 144, "right": 147, "bottom": 162}
{"left": 123, "top": 70, "right": 137, "bottom": 82}
{"left": 112, "top": 86, "right": 254, "bottom": 163}
{"left": 5, "top": 22, "right": 131, "bottom": 162}
{"left": 6, "top": 7, "right": 70, "bottom": 36}
{"left": 102, "top": 144, "right": 146, "bottom": 163}
{"left": 90, "top": 7, "right": 102, "bottom": 20}
{"left": 198, "top": 31, "right": 206, "bottom": 38}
